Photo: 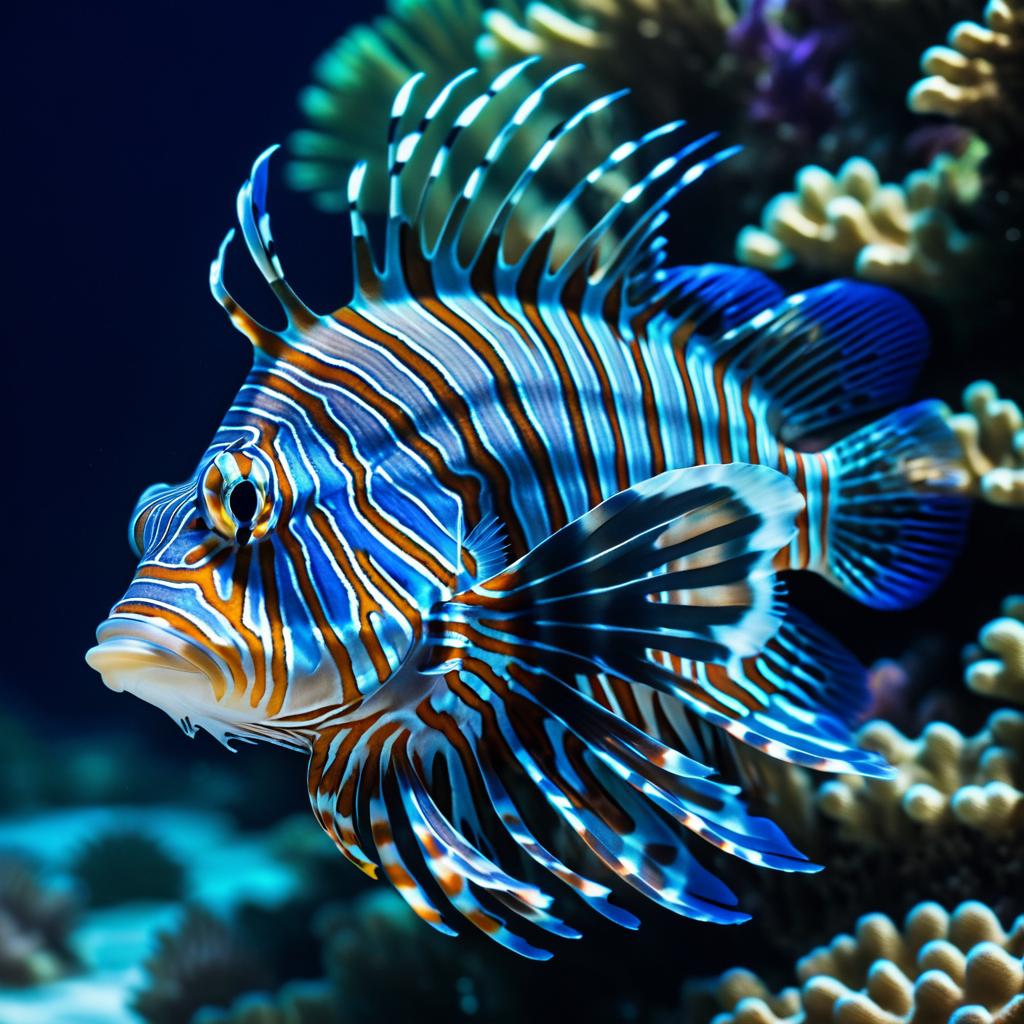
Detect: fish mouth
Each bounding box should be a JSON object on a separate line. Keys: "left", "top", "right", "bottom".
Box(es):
{"left": 86, "top": 618, "right": 227, "bottom": 726}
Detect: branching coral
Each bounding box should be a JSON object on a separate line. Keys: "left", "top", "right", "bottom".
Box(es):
{"left": 966, "top": 597, "right": 1024, "bottom": 706}
{"left": 819, "top": 711, "right": 1023, "bottom": 840}
{"left": 735, "top": 145, "right": 984, "bottom": 294}
{"left": 743, "top": 710, "right": 1024, "bottom": 847}
{"left": 72, "top": 829, "right": 186, "bottom": 907}
{"left": 133, "top": 907, "right": 266, "bottom": 1024}
{"left": 0, "top": 855, "right": 77, "bottom": 986}
{"left": 694, "top": 901, "right": 1024, "bottom": 1024}
{"left": 909, "top": 0, "right": 1024, "bottom": 151}
{"left": 723, "top": 712, "right": 1024, "bottom": 959}
{"left": 947, "top": 381, "right": 1024, "bottom": 508}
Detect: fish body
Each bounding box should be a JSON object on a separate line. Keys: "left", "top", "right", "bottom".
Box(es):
{"left": 87, "top": 64, "right": 968, "bottom": 957}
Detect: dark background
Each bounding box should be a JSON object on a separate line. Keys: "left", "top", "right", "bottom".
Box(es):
{"left": 4, "top": 2, "right": 371, "bottom": 741}
{"left": 3, "top": 0, "right": 1016, "bottom": 751}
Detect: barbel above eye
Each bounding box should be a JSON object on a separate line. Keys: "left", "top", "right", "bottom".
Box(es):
{"left": 198, "top": 448, "right": 279, "bottom": 545}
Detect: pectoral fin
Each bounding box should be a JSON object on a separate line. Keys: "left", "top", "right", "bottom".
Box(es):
{"left": 424, "top": 463, "right": 803, "bottom": 677}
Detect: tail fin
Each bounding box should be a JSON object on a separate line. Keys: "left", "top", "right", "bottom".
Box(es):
{"left": 823, "top": 400, "right": 970, "bottom": 610}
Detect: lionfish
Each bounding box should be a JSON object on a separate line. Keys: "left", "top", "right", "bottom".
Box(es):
{"left": 86, "top": 63, "right": 967, "bottom": 957}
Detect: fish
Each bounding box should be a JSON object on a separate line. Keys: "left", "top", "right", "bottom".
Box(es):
{"left": 86, "top": 62, "right": 969, "bottom": 958}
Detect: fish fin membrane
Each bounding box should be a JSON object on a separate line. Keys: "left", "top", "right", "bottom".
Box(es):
{"left": 306, "top": 464, "right": 819, "bottom": 955}
{"left": 663, "top": 609, "right": 891, "bottom": 777}
{"left": 637, "top": 264, "right": 785, "bottom": 340}
{"left": 306, "top": 653, "right": 816, "bottom": 958}
{"left": 335, "top": 63, "right": 764, "bottom": 328}
{"left": 429, "top": 462, "right": 803, "bottom": 673}
{"left": 822, "top": 400, "right": 971, "bottom": 610}
{"left": 704, "top": 280, "right": 931, "bottom": 444}
{"left": 460, "top": 512, "right": 509, "bottom": 585}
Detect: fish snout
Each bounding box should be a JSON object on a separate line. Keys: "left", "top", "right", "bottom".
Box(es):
{"left": 86, "top": 618, "right": 227, "bottom": 717}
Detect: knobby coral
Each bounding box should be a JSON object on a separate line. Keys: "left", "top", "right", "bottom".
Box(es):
{"left": 909, "top": 0, "right": 1024, "bottom": 151}
{"left": 817, "top": 712, "right": 1023, "bottom": 840}
{"left": 741, "top": 709, "right": 1024, "bottom": 847}
{"left": 0, "top": 855, "right": 77, "bottom": 986}
{"left": 966, "top": 597, "right": 1024, "bottom": 706}
{"left": 692, "top": 901, "right": 1024, "bottom": 1024}
{"left": 947, "top": 381, "right": 1024, "bottom": 508}
{"left": 735, "top": 146, "right": 985, "bottom": 295}
{"left": 133, "top": 907, "right": 267, "bottom": 1024}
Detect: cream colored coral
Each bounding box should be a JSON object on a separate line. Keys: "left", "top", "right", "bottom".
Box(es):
{"left": 947, "top": 381, "right": 1024, "bottom": 508}
{"left": 736, "top": 149, "right": 983, "bottom": 295}
{"left": 741, "top": 710, "right": 1024, "bottom": 846}
{"left": 909, "top": 0, "right": 1024, "bottom": 149}
{"left": 966, "top": 597, "right": 1024, "bottom": 706}
{"left": 817, "top": 712, "right": 1024, "bottom": 839}
{"left": 704, "top": 902, "right": 1024, "bottom": 1024}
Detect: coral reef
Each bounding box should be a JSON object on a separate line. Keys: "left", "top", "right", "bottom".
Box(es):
{"left": 191, "top": 981, "right": 338, "bottom": 1024}
{"left": 735, "top": 145, "right": 985, "bottom": 295}
{"left": 133, "top": 907, "right": 267, "bottom": 1024}
{"left": 479, "top": 0, "right": 747, "bottom": 125}
{"left": 909, "top": 0, "right": 1024, "bottom": 151}
{"left": 965, "top": 597, "right": 1024, "bottom": 706}
{"left": 288, "top": 0, "right": 499, "bottom": 214}
{"left": 690, "top": 901, "right": 1024, "bottom": 1024}
{"left": 318, "top": 888, "right": 524, "bottom": 1023}
{"left": 72, "top": 829, "right": 186, "bottom": 907}
{"left": 0, "top": 855, "right": 77, "bottom": 986}
{"left": 719, "top": 711, "right": 1024, "bottom": 959}
{"left": 947, "top": 381, "right": 1024, "bottom": 508}
{"left": 744, "top": 709, "right": 1024, "bottom": 845}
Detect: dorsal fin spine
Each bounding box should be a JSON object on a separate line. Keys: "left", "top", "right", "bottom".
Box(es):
{"left": 237, "top": 147, "right": 316, "bottom": 328}
{"left": 436, "top": 63, "right": 587, "bottom": 268}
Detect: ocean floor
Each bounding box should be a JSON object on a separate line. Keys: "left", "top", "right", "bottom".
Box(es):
{"left": 0, "top": 805, "right": 300, "bottom": 1024}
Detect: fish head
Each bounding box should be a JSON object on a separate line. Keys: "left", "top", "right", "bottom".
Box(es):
{"left": 85, "top": 419, "right": 413, "bottom": 749}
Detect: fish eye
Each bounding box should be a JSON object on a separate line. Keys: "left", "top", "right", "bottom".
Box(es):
{"left": 229, "top": 480, "right": 259, "bottom": 523}
{"left": 197, "top": 448, "right": 279, "bottom": 546}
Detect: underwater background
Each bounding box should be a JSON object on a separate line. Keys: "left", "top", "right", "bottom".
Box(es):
{"left": 4, "top": 0, "right": 1023, "bottom": 1021}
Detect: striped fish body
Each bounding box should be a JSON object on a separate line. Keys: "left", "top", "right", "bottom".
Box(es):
{"left": 87, "top": 64, "right": 969, "bottom": 958}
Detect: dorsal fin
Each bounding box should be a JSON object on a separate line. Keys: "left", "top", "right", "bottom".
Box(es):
{"left": 342, "top": 64, "right": 744, "bottom": 335}
{"left": 209, "top": 68, "right": 775, "bottom": 356}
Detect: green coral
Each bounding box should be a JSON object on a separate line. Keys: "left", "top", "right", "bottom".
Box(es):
{"left": 319, "top": 888, "right": 523, "bottom": 1023}
{"left": 191, "top": 981, "right": 338, "bottom": 1024}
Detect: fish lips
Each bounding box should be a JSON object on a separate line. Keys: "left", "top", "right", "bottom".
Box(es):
{"left": 85, "top": 619, "right": 225, "bottom": 722}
